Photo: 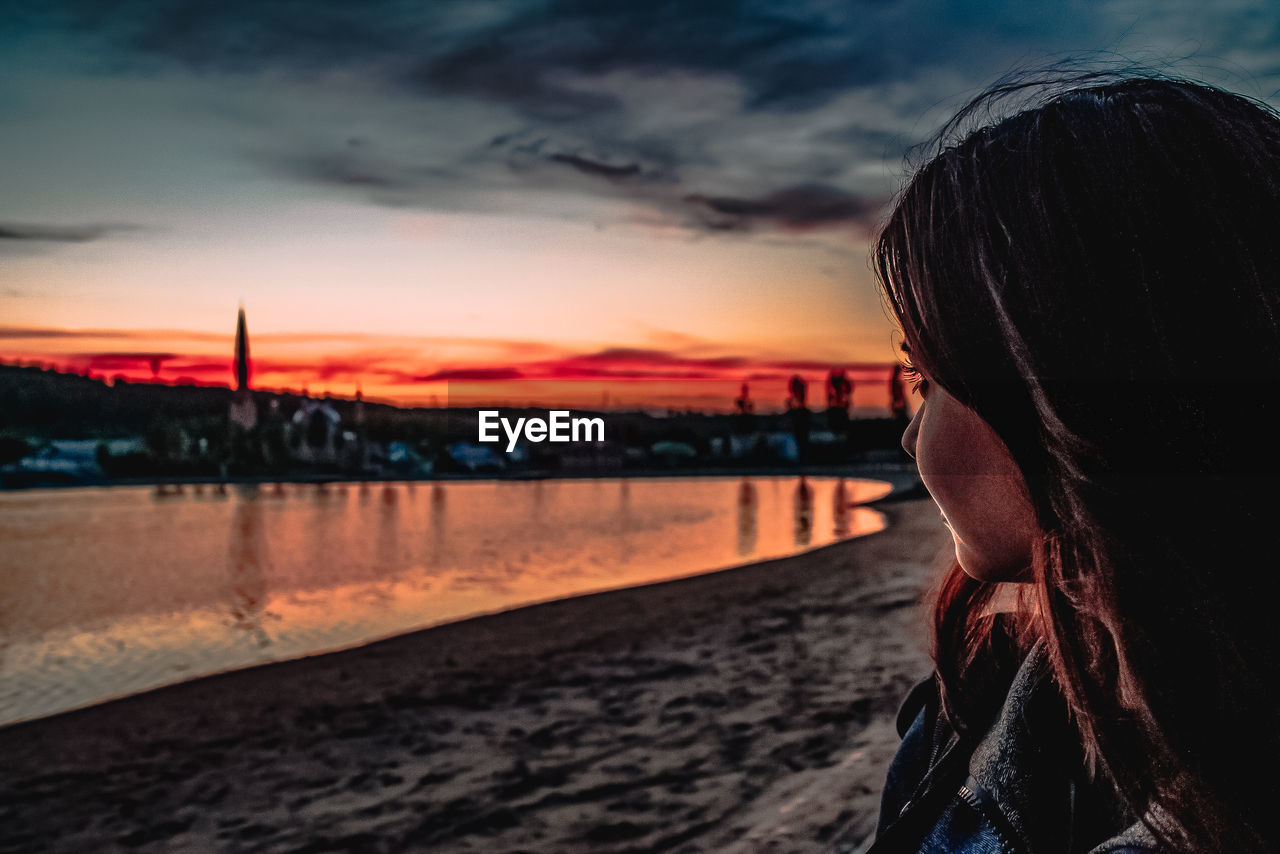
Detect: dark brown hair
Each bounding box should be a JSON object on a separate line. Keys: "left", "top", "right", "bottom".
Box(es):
{"left": 876, "top": 68, "right": 1280, "bottom": 852}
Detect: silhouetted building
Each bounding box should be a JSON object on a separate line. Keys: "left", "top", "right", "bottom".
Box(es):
{"left": 289, "top": 397, "right": 343, "bottom": 465}
{"left": 229, "top": 306, "right": 257, "bottom": 432}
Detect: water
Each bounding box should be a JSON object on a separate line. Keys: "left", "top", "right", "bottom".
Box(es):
{"left": 0, "top": 475, "right": 890, "bottom": 726}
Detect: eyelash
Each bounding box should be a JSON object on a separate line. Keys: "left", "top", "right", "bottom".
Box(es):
{"left": 901, "top": 363, "right": 928, "bottom": 395}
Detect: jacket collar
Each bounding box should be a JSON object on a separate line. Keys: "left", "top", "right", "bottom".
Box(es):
{"left": 966, "top": 637, "right": 1163, "bottom": 854}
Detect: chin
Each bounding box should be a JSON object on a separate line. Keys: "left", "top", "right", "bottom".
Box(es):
{"left": 957, "top": 546, "right": 1033, "bottom": 584}
{"left": 957, "top": 560, "right": 992, "bottom": 582}
{"left": 955, "top": 543, "right": 999, "bottom": 583}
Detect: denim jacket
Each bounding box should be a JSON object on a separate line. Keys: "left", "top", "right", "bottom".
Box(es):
{"left": 858, "top": 639, "right": 1165, "bottom": 854}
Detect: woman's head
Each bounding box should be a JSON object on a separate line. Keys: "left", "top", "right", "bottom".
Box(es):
{"left": 877, "top": 70, "right": 1280, "bottom": 852}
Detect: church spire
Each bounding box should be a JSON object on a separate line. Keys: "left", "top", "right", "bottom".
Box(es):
{"left": 235, "top": 304, "right": 250, "bottom": 392}
{"left": 229, "top": 303, "right": 258, "bottom": 433}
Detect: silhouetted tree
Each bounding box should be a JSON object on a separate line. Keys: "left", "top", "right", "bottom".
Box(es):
{"left": 786, "top": 374, "right": 808, "bottom": 410}
{"left": 785, "top": 375, "right": 811, "bottom": 464}
{"left": 825, "top": 368, "right": 853, "bottom": 440}
{"left": 825, "top": 369, "right": 852, "bottom": 409}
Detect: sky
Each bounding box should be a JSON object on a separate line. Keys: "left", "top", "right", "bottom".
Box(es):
{"left": 4, "top": 1, "right": 1280, "bottom": 411}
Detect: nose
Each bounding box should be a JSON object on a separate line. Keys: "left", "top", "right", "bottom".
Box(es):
{"left": 900, "top": 408, "right": 921, "bottom": 460}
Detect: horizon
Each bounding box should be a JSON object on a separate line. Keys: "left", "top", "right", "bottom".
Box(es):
{"left": 0, "top": 306, "right": 908, "bottom": 411}
{"left": 0, "top": 350, "right": 906, "bottom": 417}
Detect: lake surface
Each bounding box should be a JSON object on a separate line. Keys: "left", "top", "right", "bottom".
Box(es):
{"left": 0, "top": 475, "right": 891, "bottom": 726}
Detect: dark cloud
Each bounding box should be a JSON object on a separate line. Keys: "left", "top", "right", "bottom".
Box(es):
{"left": 374, "top": 344, "right": 903, "bottom": 386}
{"left": 253, "top": 360, "right": 422, "bottom": 386}
{"left": 556, "top": 348, "right": 753, "bottom": 370}
{"left": 33, "top": 1, "right": 404, "bottom": 72}
{"left": 683, "top": 184, "right": 881, "bottom": 231}
{"left": 83, "top": 353, "right": 176, "bottom": 371}
{"left": 568, "top": 347, "right": 681, "bottom": 363}
{"left": 255, "top": 144, "right": 476, "bottom": 211}
{"left": 61, "top": 352, "right": 435, "bottom": 387}
{"left": 771, "top": 359, "right": 894, "bottom": 372}
{"left": 49, "top": 0, "right": 879, "bottom": 111}
{"left": 279, "top": 154, "right": 407, "bottom": 191}
{"left": 12, "top": 5, "right": 957, "bottom": 237}
{"left": 311, "top": 356, "right": 407, "bottom": 382}
{"left": 415, "top": 367, "right": 526, "bottom": 382}
{"left": 548, "top": 153, "right": 643, "bottom": 180}
{"left": 410, "top": 44, "right": 623, "bottom": 122}
{"left": 16, "top": 0, "right": 1252, "bottom": 240}
{"left": 0, "top": 222, "right": 137, "bottom": 243}
{"left": 0, "top": 327, "right": 568, "bottom": 366}
{"left": 488, "top": 129, "right": 680, "bottom": 185}
{"left": 163, "top": 361, "right": 233, "bottom": 374}
{"left": 36, "top": 0, "right": 1111, "bottom": 120}
{"left": 401, "top": 0, "right": 915, "bottom": 114}
{"left": 18, "top": 0, "right": 1248, "bottom": 136}
{"left": 0, "top": 326, "right": 134, "bottom": 339}
{"left": 523, "top": 347, "right": 892, "bottom": 381}
{"left": 258, "top": 150, "right": 424, "bottom": 207}
{"left": 546, "top": 366, "right": 729, "bottom": 380}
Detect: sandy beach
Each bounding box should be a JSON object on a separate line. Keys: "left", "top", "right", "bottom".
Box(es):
{"left": 0, "top": 484, "right": 953, "bottom": 853}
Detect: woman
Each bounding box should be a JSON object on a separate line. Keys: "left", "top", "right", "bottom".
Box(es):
{"left": 862, "top": 71, "right": 1280, "bottom": 853}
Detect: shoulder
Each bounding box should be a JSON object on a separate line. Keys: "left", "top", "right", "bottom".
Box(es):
{"left": 1087, "top": 835, "right": 1166, "bottom": 853}
{"left": 895, "top": 674, "right": 938, "bottom": 737}
{"left": 1084, "top": 806, "right": 1174, "bottom": 854}
{"left": 872, "top": 674, "right": 951, "bottom": 841}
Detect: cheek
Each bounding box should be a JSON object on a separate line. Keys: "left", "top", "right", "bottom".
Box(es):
{"left": 915, "top": 413, "right": 979, "bottom": 529}
{"left": 915, "top": 403, "right": 1038, "bottom": 579}
{"left": 917, "top": 400, "right": 993, "bottom": 475}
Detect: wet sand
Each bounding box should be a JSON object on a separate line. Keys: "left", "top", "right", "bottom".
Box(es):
{"left": 0, "top": 487, "right": 953, "bottom": 853}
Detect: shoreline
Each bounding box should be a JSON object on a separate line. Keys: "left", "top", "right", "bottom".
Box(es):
{"left": 0, "top": 457, "right": 919, "bottom": 493}
{"left": 0, "top": 481, "right": 951, "bottom": 853}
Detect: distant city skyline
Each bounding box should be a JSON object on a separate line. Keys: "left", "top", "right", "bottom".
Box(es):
{"left": 0, "top": 306, "right": 905, "bottom": 414}
{"left": 5, "top": 2, "right": 1280, "bottom": 408}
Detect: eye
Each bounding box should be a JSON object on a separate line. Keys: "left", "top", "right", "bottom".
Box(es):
{"left": 901, "top": 363, "right": 929, "bottom": 396}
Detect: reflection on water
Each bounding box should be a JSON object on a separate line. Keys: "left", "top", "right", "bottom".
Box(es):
{"left": 737, "top": 479, "right": 757, "bottom": 557}
{"left": 834, "top": 478, "right": 850, "bottom": 539}
{"left": 794, "top": 476, "right": 814, "bottom": 547}
{"left": 377, "top": 485, "right": 400, "bottom": 588}
{"left": 430, "top": 483, "right": 446, "bottom": 566}
{"left": 228, "top": 485, "right": 273, "bottom": 648}
{"left": 0, "top": 475, "right": 891, "bottom": 725}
